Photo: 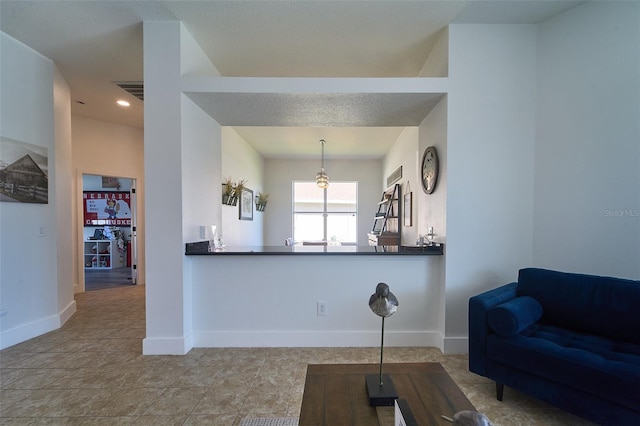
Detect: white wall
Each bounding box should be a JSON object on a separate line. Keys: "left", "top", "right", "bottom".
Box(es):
{"left": 418, "top": 96, "right": 448, "bottom": 336}
{"left": 144, "top": 3, "right": 640, "bottom": 357}
{"left": 0, "top": 33, "right": 75, "bottom": 349}
{"left": 419, "top": 27, "right": 449, "bottom": 78}
{"left": 191, "top": 255, "right": 444, "bottom": 348}
{"left": 72, "top": 115, "right": 145, "bottom": 291}
{"left": 143, "top": 21, "right": 191, "bottom": 355}
{"left": 534, "top": 1, "right": 640, "bottom": 280}
{"left": 418, "top": 96, "right": 448, "bottom": 242}
{"left": 143, "top": 21, "right": 223, "bottom": 355}
{"left": 264, "top": 158, "right": 382, "bottom": 246}
{"left": 445, "top": 24, "right": 537, "bottom": 351}
{"left": 221, "top": 127, "right": 264, "bottom": 246}
{"left": 182, "top": 96, "right": 222, "bottom": 243}
{"left": 383, "top": 127, "right": 419, "bottom": 245}
{"left": 53, "top": 67, "right": 74, "bottom": 325}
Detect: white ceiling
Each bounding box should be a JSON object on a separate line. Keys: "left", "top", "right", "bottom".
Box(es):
{"left": 0, "top": 0, "right": 584, "bottom": 159}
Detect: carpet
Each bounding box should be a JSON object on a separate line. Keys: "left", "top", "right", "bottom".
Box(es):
{"left": 240, "top": 418, "right": 299, "bottom": 426}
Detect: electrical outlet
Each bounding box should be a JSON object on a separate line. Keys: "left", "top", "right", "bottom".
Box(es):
{"left": 317, "top": 301, "right": 328, "bottom": 316}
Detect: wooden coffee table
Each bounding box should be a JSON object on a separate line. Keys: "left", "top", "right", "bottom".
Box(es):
{"left": 299, "top": 362, "right": 475, "bottom": 426}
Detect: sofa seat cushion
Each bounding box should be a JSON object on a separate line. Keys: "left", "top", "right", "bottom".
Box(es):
{"left": 486, "top": 323, "right": 640, "bottom": 411}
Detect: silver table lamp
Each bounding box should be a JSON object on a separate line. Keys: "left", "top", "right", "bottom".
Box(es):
{"left": 366, "top": 282, "right": 399, "bottom": 406}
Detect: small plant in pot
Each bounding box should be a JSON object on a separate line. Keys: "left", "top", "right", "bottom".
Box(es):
{"left": 222, "top": 177, "right": 236, "bottom": 205}
{"left": 233, "top": 179, "right": 247, "bottom": 200}
{"left": 256, "top": 192, "right": 269, "bottom": 212}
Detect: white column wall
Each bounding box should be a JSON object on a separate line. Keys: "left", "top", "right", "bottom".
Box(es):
{"left": 445, "top": 24, "right": 537, "bottom": 352}
{"left": 418, "top": 96, "right": 448, "bottom": 338}
{"left": 417, "top": 97, "right": 448, "bottom": 242}
{"left": 53, "top": 67, "right": 75, "bottom": 323}
{"left": 144, "top": 21, "right": 223, "bottom": 355}
{"left": 143, "top": 21, "right": 190, "bottom": 354}
{"left": 534, "top": 1, "right": 640, "bottom": 279}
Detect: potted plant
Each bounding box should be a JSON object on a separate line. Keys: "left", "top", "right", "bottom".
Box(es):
{"left": 232, "top": 179, "right": 248, "bottom": 206}
{"left": 255, "top": 191, "right": 269, "bottom": 212}
{"left": 234, "top": 179, "right": 247, "bottom": 198}
{"left": 222, "top": 177, "right": 235, "bottom": 205}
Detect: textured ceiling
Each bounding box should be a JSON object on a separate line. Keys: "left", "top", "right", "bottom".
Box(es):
{"left": 184, "top": 92, "right": 445, "bottom": 127}
{"left": 0, "top": 1, "right": 584, "bottom": 158}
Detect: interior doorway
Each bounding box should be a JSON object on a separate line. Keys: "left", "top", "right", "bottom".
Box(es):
{"left": 81, "top": 174, "right": 137, "bottom": 291}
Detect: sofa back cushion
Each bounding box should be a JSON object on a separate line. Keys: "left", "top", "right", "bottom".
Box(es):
{"left": 517, "top": 268, "right": 640, "bottom": 344}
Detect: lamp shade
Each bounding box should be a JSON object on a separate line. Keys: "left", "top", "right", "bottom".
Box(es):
{"left": 316, "top": 139, "right": 329, "bottom": 188}
{"left": 316, "top": 170, "right": 329, "bottom": 188}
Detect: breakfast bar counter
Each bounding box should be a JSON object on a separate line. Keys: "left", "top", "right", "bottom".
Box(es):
{"left": 185, "top": 241, "right": 444, "bottom": 255}
{"left": 185, "top": 240, "right": 446, "bottom": 350}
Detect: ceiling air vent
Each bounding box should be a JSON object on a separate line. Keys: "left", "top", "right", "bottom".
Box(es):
{"left": 115, "top": 82, "right": 144, "bottom": 101}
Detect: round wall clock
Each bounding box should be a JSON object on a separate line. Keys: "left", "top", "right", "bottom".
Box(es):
{"left": 421, "top": 146, "right": 439, "bottom": 194}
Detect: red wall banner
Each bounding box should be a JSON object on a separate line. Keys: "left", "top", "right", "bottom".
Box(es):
{"left": 83, "top": 191, "right": 132, "bottom": 226}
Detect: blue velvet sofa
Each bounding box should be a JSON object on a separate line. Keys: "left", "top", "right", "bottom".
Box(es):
{"left": 469, "top": 268, "right": 640, "bottom": 425}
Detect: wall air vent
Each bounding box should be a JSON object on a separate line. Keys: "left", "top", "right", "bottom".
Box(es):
{"left": 386, "top": 166, "right": 402, "bottom": 187}
{"left": 114, "top": 82, "right": 144, "bottom": 101}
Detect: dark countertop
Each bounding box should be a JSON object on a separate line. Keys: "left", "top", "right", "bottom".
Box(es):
{"left": 185, "top": 241, "right": 444, "bottom": 256}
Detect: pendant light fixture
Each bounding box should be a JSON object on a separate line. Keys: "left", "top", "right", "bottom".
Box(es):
{"left": 316, "top": 139, "right": 329, "bottom": 188}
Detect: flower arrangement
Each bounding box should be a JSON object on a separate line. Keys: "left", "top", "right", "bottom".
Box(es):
{"left": 222, "top": 177, "right": 235, "bottom": 197}
{"left": 222, "top": 177, "right": 248, "bottom": 206}
{"left": 234, "top": 179, "right": 247, "bottom": 197}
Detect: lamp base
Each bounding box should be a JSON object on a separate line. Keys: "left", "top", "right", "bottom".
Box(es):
{"left": 365, "top": 374, "right": 398, "bottom": 406}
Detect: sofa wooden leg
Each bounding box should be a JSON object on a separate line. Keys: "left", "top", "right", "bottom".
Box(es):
{"left": 496, "top": 382, "right": 504, "bottom": 401}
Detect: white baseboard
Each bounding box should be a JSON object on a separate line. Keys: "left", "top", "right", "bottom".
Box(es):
{"left": 59, "top": 300, "right": 76, "bottom": 326}
{"left": 0, "top": 314, "right": 59, "bottom": 350}
{"left": 443, "top": 337, "right": 469, "bottom": 355}
{"left": 143, "top": 334, "right": 193, "bottom": 355}
{"left": 192, "top": 330, "right": 443, "bottom": 348}
{"left": 0, "top": 301, "right": 79, "bottom": 350}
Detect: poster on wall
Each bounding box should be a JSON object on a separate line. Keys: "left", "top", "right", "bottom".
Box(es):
{"left": 0, "top": 137, "right": 49, "bottom": 204}
{"left": 101, "top": 176, "right": 121, "bottom": 189}
{"left": 83, "top": 191, "right": 132, "bottom": 226}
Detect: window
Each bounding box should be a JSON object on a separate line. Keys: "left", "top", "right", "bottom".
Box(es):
{"left": 293, "top": 182, "right": 357, "bottom": 245}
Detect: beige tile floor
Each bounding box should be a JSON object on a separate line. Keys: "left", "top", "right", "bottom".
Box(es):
{"left": 0, "top": 285, "right": 594, "bottom": 425}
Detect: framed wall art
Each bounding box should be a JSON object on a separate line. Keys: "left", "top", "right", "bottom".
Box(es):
{"left": 404, "top": 192, "right": 412, "bottom": 227}
{"left": 239, "top": 187, "right": 254, "bottom": 221}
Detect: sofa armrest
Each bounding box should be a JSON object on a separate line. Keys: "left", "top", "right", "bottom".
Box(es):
{"left": 468, "top": 282, "right": 518, "bottom": 375}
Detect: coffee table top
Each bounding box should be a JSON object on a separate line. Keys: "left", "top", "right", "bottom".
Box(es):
{"left": 299, "top": 362, "right": 475, "bottom": 426}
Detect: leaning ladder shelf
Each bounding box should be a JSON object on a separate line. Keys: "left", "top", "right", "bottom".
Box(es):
{"left": 367, "top": 183, "right": 401, "bottom": 247}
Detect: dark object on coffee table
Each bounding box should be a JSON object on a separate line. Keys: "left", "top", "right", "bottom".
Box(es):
{"left": 366, "top": 282, "right": 399, "bottom": 406}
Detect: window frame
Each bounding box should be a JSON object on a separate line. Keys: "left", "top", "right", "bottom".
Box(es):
{"left": 292, "top": 181, "right": 358, "bottom": 245}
